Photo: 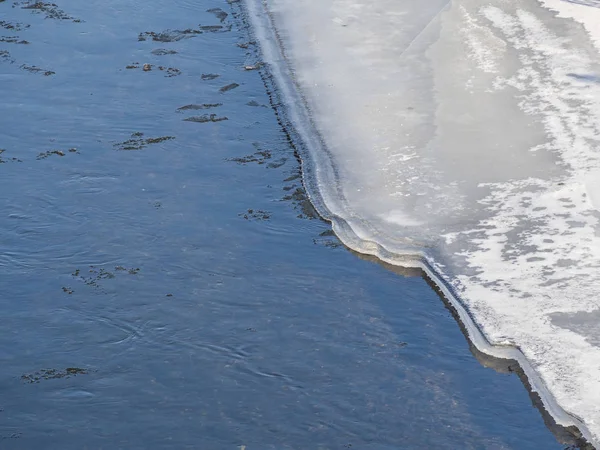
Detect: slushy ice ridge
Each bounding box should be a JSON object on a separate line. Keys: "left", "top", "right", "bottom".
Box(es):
{"left": 246, "top": 0, "right": 600, "bottom": 445}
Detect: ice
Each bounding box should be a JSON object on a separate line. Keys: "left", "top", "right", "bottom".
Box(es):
{"left": 246, "top": 0, "right": 600, "bottom": 445}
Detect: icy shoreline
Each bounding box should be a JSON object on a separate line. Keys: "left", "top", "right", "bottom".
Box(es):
{"left": 245, "top": 0, "right": 600, "bottom": 447}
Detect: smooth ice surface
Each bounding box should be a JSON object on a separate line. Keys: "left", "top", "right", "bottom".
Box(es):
{"left": 248, "top": 0, "right": 600, "bottom": 445}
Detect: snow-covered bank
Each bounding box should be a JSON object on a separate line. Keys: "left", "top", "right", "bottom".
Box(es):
{"left": 245, "top": 0, "right": 600, "bottom": 446}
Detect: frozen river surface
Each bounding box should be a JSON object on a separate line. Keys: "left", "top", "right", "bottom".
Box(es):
{"left": 0, "top": 0, "right": 595, "bottom": 448}
{"left": 246, "top": 0, "right": 600, "bottom": 446}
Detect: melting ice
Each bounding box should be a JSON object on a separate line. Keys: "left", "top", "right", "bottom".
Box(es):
{"left": 247, "top": 0, "right": 600, "bottom": 445}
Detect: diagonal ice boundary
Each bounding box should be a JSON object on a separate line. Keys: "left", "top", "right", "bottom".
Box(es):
{"left": 243, "top": 0, "right": 600, "bottom": 447}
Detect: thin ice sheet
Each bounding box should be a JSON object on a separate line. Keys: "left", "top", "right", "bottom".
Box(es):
{"left": 248, "top": 0, "right": 600, "bottom": 445}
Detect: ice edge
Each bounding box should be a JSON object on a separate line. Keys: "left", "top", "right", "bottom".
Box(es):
{"left": 242, "top": 0, "right": 597, "bottom": 447}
